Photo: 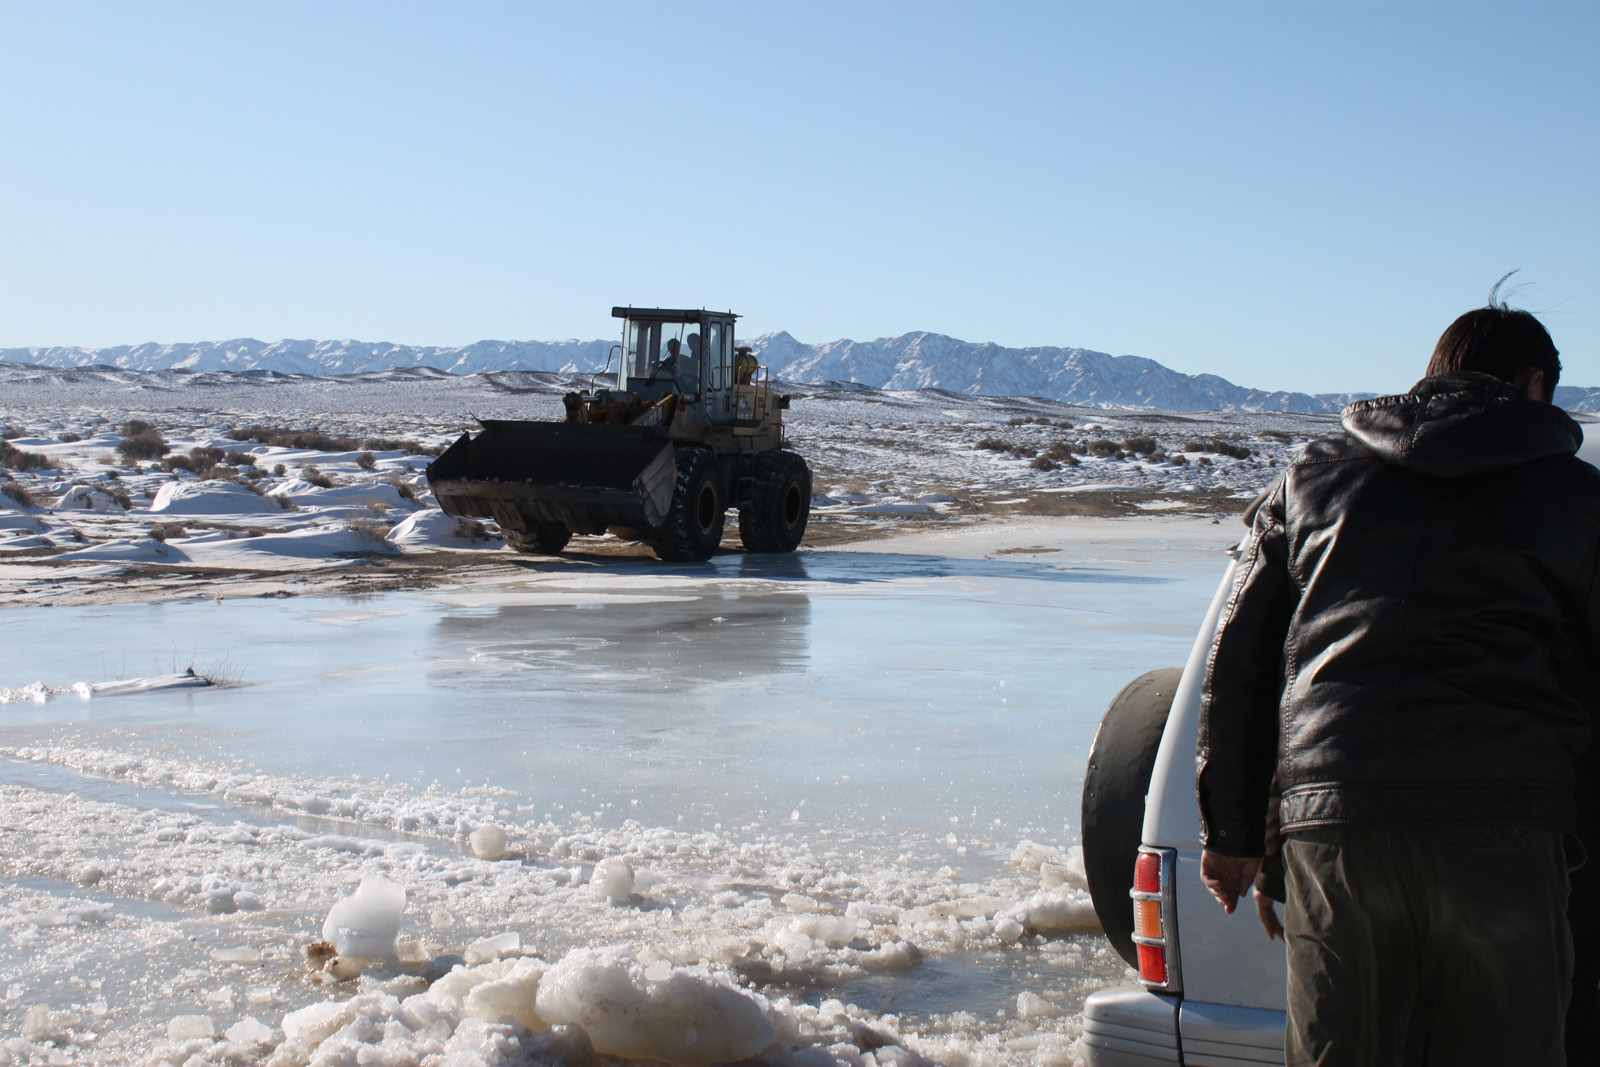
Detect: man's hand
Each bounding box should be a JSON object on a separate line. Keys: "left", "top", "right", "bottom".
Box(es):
{"left": 1254, "top": 886, "right": 1284, "bottom": 941}
{"left": 1200, "top": 850, "right": 1262, "bottom": 914}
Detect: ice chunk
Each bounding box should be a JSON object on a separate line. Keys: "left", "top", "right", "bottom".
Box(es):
{"left": 469, "top": 823, "right": 508, "bottom": 860}
{"left": 786, "top": 915, "right": 858, "bottom": 946}
{"left": 1016, "top": 891, "right": 1101, "bottom": 935}
{"left": 859, "top": 941, "right": 920, "bottom": 973}
{"left": 22, "top": 1005, "right": 74, "bottom": 1043}
{"left": 1009, "top": 839, "right": 1064, "bottom": 873}
{"left": 1064, "top": 844, "right": 1089, "bottom": 888}
{"left": 166, "top": 1014, "right": 216, "bottom": 1041}
{"left": 465, "top": 931, "right": 522, "bottom": 965}
{"left": 224, "top": 1016, "right": 274, "bottom": 1045}
{"left": 463, "top": 957, "right": 547, "bottom": 1030}
{"left": 280, "top": 999, "right": 356, "bottom": 1044}
{"left": 590, "top": 856, "right": 635, "bottom": 903}
{"left": 1016, "top": 991, "right": 1055, "bottom": 1019}
{"left": 321, "top": 874, "right": 407, "bottom": 961}
{"left": 536, "top": 948, "right": 775, "bottom": 1065}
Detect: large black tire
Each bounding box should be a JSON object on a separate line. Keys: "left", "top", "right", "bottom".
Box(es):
{"left": 506, "top": 521, "right": 571, "bottom": 555}
{"left": 738, "top": 450, "right": 811, "bottom": 553}
{"left": 649, "top": 448, "right": 724, "bottom": 562}
{"left": 1082, "top": 667, "right": 1183, "bottom": 969}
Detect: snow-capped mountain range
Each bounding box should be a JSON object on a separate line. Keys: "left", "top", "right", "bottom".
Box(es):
{"left": 5, "top": 333, "right": 1596, "bottom": 414}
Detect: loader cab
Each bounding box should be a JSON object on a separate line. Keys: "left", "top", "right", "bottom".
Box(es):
{"left": 613, "top": 307, "right": 740, "bottom": 424}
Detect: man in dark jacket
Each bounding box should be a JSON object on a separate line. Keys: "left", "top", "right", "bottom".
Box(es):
{"left": 1195, "top": 303, "right": 1600, "bottom": 1066}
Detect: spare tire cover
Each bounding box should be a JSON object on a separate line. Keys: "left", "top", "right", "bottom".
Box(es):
{"left": 1081, "top": 667, "right": 1183, "bottom": 969}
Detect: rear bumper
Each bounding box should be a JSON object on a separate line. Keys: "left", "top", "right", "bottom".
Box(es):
{"left": 1082, "top": 988, "right": 1181, "bottom": 1065}
{"left": 1083, "top": 988, "right": 1287, "bottom": 1066}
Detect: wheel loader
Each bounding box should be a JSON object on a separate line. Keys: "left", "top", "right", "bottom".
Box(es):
{"left": 426, "top": 306, "right": 811, "bottom": 562}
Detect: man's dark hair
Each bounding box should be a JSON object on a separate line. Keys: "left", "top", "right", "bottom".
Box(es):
{"left": 1426, "top": 278, "right": 1561, "bottom": 398}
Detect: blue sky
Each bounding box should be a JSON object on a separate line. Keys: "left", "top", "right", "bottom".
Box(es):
{"left": 1, "top": 3, "right": 1594, "bottom": 394}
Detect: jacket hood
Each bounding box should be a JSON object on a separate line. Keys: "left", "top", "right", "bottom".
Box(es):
{"left": 1341, "top": 373, "right": 1582, "bottom": 478}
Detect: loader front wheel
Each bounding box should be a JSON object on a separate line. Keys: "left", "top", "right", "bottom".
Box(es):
{"left": 506, "top": 522, "right": 571, "bottom": 555}
{"left": 650, "top": 449, "right": 724, "bottom": 562}
{"left": 739, "top": 450, "right": 811, "bottom": 553}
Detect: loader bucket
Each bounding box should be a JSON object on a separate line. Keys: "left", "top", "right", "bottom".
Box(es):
{"left": 426, "top": 420, "right": 677, "bottom": 537}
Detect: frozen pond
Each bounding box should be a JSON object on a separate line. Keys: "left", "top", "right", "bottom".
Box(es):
{"left": 0, "top": 520, "right": 1233, "bottom": 1063}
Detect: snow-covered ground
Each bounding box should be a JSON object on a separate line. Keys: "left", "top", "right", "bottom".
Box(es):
{"left": 0, "top": 512, "right": 1233, "bottom": 1065}
{"left": 0, "top": 364, "right": 1330, "bottom": 608}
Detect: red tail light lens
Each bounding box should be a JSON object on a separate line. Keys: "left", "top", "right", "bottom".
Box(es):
{"left": 1129, "top": 847, "right": 1179, "bottom": 991}
{"left": 1133, "top": 851, "right": 1161, "bottom": 894}
{"left": 1137, "top": 942, "right": 1168, "bottom": 984}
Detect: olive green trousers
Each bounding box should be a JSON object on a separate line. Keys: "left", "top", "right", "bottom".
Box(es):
{"left": 1281, "top": 825, "right": 1572, "bottom": 1067}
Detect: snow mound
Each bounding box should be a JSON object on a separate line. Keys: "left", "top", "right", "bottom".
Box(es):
{"left": 5, "top": 671, "right": 212, "bottom": 706}
{"left": 56, "top": 537, "right": 183, "bottom": 563}
{"left": 0, "top": 512, "right": 47, "bottom": 531}
{"left": 269, "top": 479, "right": 411, "bottom": 509}
{"left": 51, "top": 484, "right": 124, "bottom": 512}
{"left": 151, "top": 478, "right": 280, "bottom": 515}
{"left": 71, "top": 671, "right": 212, "bottom": 699}
{"left": 535, "top": 948, "right": 775, "bottom": 1065}
{"left": 388, "top": 507, "right": 499, "bottom": 549}
{"left": 190, "top": 524, "right": 398, "bottom": 562}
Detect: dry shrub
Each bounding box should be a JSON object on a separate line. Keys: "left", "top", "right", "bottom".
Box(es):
{"left": 1086, "top": 438, "right": 1119, "bottom": 457}
{"left": 273, "top": 463, "right": 287, "bottom": 477}
{"left": 229, "top": 425, "right": 356, "bottom": 452}
{"left": 1182, "top": 437, "right": 1251, "bottom": 460}
{"left": 366, "top": 499, "right": 390, "bottom": 514}
{"left": 275, "top": 495, "right": 298, "bottom": 511}
{"left": 117, "top": 420, "right": 169, "bottom": 461}
{"left": 453, "top": 518, "right": 489, "bottom": 540}
{"left": 1122, "top": 436, "right": 1159, "bottom": 456}
{"left": 976, "top": 438, "right": 1012, "bottom": 452}
{"left": 0, "top": 427, "right": 23, "bottom": 440}
{"left": 149, "top": 522, "right": 188, "bottom": 542}
{"left": 1168, "top": 453, "right": 1189, "bottom": 466}
{"left": 226, "top": 450, "right": 257, "bottom": 466}
{"left": 1, "top": 441, "right": 52, "bottom": 471}
{"left": 58, "top": 432, "right": 82, "bottom": 443}
{"left": 355, "top": 451, "right": 377, "bottom": 471}
{"left": 1, "top": 479, "right": 35, "bottom": 507}
{"left": 361, "top": 435, "right": 439, "bottom": 456}
{"left": 104, "top": 484, "right": 132, "bottom": 509}
{"left": 388, "top": 478, "right": 418, "bottom": 502}
{"left": 226, "top": 426, "right": 440, "bottom": 458}
{"left": 300, "top": 466, "right": 335, "bottom": 489}
{"left": 346, "top": 517, "right": 390, "bottom": 545}
{"left": 1030, "top": 455, "right": 1058, "bottom": 471}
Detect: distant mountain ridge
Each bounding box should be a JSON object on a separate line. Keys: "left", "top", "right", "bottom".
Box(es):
{"left": 5, "top": 333, "right": 1597, "bottom": 414}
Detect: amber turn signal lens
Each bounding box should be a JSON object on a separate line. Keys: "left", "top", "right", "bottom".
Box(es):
{"left": 1133, "top": 897, "right": 1163, "bottom": 938}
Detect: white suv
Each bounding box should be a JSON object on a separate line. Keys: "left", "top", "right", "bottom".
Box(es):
{"left": 1079, "top": 559, "right": 1286, "bottom": 1066}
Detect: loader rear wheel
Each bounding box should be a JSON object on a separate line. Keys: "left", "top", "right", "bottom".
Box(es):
{"left": 650, "top": 449, "right": 724, "bottom": 562}
{"left": 506, "top": 522, "right": 571, "bottom": 555}
{"left": 739, "top": 451, "right": 811, "bottom": 553}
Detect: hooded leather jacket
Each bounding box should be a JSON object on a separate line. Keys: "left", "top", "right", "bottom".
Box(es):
{"left": 1197, "top": 374, "right": 1600, "bottom": 856}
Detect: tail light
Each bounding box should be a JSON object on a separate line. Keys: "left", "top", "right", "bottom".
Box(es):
{"left": 1130, "top": 846, "right": 1181, "bottom": 991}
